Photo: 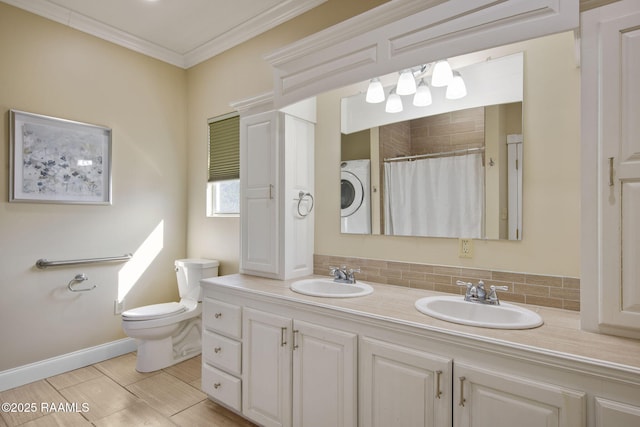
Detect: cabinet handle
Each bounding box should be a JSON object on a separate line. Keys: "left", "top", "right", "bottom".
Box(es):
{"left": 293, "top": 330, "right": 299, "bottom": 350}
{"left": 608, "top": 157, "right": 615, "bottom": 187}
{"left": 214, "top": 382, "right": 221, "bottom": 389}
{"left": 435, "top": 370, "right": 443, "bottom": 399}
{"left": 458, "top": 376, "right": 466, "bottom": 407}
{"left": 281, "top": 327, "right": 287, "bottom": 346}
{"left": 214, "top": 312, "right": 222, "bottom": 319}
{"left": 214, "top": 347, "right": 222, "bottom": 354}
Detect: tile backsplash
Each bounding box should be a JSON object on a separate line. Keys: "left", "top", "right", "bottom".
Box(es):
{"left": 314, "top": 255, "right": 580, "bottom": 311}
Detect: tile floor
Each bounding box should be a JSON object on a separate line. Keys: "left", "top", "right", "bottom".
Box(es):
{"left": 0, "top": 353, "right": 257, "bottom": 426}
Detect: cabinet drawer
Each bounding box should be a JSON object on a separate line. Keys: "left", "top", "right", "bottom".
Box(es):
{"left": 203, "top": 330, "right": 241, "bottom": 376}
{"left": 203, "top": 298, "right": 241, "bottom": 339}
{"left": 202, "top": 364, "right": 241, "bottom": 412}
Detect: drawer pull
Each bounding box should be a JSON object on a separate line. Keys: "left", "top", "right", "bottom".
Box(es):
{"left": 459, "top": 376, "right": 466, "bottom": 407}
{"left": 293, "top": 330, "right": 299, "bottom": 350}
{"left": 214, "top": 312, "right": 223, "bottom": 319}
{"left": 214, "top": 346, "right": 222, "bottom": 354}
{"left": 435, "top": 370, "right": 443, "bottom": 399}
{"left": 281, "top": 327, "right": 287, "bottom": 346}
{"left": 214, "top": 382, "right": 222, "bottom": 389}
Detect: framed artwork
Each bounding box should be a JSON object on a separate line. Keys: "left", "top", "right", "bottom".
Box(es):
{"left": 9, "top": 110, "right": 112, "bottom": 204}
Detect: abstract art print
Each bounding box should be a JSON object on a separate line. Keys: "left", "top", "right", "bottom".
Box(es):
{"left": 9, "top": 110, "right": 112, "bottom": 204}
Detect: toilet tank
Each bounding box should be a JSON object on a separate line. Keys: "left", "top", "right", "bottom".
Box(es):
{"left": 175, "top": 259, "right": 219, "bottom": 301}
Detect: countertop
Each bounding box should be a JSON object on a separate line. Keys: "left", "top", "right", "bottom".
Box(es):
{"left": 201, "top": 273, "right": 640, "bottom": 374}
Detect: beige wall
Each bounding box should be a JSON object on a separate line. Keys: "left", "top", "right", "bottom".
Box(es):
{"left": 0, "top": 0, "right": 579, "bottom": 372}
{"left": 0, "top": 3, "right": 187, "bottom": 371}
{"left": 315, "top": 31, "right": 581, "bottom": 278}
{"left": 0, "top": 0, "right": 388, "bottom": 371}
{"left": 185, "top": 0, "right": 389, "bottom": 275}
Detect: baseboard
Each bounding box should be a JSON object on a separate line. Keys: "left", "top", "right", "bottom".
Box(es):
{"left": 0, "top": 338, "right": 137, "bottom": 392}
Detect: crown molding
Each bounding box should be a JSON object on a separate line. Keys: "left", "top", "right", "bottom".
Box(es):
{"left": 2, "top": 0, "right": 327, "bottom": 69}
{"left": 184, "top": 0, "right": 327, "bottom": 68}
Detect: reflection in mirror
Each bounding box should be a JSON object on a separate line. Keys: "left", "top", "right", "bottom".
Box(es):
{"left": 340, "top": 51, "right": 523, "bottom": 240}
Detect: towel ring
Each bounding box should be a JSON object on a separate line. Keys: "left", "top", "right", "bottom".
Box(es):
{"left": 296, "top": 191, "right": 314, "bottom": 217}
{"left": 67, "top": 273, "right": 97, "bottom": 292}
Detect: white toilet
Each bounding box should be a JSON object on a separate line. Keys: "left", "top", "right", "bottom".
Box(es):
{"left": 121, "top": 258, "right": 219, "bottom": 372}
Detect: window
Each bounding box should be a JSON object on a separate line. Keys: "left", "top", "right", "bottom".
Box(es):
{"left": 207, "top": 113, "right": 240, "bottom": 217}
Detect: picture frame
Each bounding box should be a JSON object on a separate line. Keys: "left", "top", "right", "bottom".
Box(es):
{"left": 9, "top": 110, "right": 112, "bottom": 205}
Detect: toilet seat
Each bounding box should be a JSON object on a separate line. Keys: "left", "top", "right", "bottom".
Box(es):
{"left": 122, "top": 302, "right": 186, "bottom": 321}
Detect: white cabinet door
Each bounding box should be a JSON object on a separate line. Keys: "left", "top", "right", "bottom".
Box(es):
{"left": 595, "top": 397, "right": 640, "bottom": 427}
{"left": 292, "top": 320, "right": 357, "bottom": 427}
{"left": 582, "top": 0, "right": 640, "bottom": 336}
{"left": 240, "top": 111, "right": 279, "bottom": 276}
{"left": 242, "top": 308, "right": 291, "bottom": 427}
{"left": 453, "top": 363, "right": 585, "bottom": 427}
{"left": 359, "top": 337, "right": 452, "bottom": 427}
{"left": 598, "top": 2, "right": 640, "bottom": 331}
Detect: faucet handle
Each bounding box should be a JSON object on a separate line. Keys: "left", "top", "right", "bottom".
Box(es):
{"left": 456, "top": 280, "right": 471, "bottom": 288}
{"left": 456, "top": 281, "right": 475, "bottom": 300}
{"left": 488, "top": 285, "right": 509, "bottom": 304}
{"left": 348, "top": 267, "right": 361, "bottom": 274}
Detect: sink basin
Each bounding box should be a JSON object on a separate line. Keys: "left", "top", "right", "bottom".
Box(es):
{"left": 414, "top": 295, "right": 543, "bottom": 329}
{"left": 290, "top": 278, "right": 373, "bottom": 298}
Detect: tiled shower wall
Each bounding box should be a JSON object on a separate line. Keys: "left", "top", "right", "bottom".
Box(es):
{"left": 314, "top": 254, "right": 580, "bottom": 311}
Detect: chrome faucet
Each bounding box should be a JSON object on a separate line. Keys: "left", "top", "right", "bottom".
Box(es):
{"left": 456, "top": 280, "right": 508, "bottom": 305}
{"left": 329, "top": 265, "right": 360, "bottom": 284}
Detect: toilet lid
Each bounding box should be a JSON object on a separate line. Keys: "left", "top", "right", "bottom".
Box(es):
{"left": 122, "top": 302, "right": 186, "bottom": 321}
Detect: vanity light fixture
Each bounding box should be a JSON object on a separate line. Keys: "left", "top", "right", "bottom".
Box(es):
{"left": 396, "top": 69, "right": 417, "bottom": 95}
{"left": 445, "top": 71, "right": 467, "bottom": 99}
{"left": 412, "top": 79, "right": 432, "bottom": 107}
{"left": 365, "top": 78, "right": 386, "bottom": 103}
{"left": 385, "top": 87, "right": 403, "bottom": 113}
{"left": 431, "top": 60, "right": 454, "bottom": 87}
{"left": 365, "top": 59, "right": 466, "bottom": 108}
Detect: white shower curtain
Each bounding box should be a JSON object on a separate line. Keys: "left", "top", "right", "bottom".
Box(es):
{"left": 384, "top": 153, "right": 484, "bottom": 238}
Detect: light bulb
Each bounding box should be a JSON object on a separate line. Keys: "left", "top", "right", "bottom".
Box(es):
{"left": 445, "top": 71, "right": 467, "bottom": 99}
{"left": 396, "top": 69, "right": 417, "bottom": 95}
{"left": 431, "top": 60, "right": 453, "bottom": 87}
{"left": 365, "top": 78, "right": 385, "bottom": 103}
{"left": 413, "top": 79, "right": 432, "bottom": 107}
{"left": 385, "top": 88, "right": 403, "bottom": 113}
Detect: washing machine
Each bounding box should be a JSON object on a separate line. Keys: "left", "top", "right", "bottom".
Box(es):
{"left": 341, "top": 159, "right": 371, "bottom": 234}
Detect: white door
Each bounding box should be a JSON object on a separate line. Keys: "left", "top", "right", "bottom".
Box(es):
{"left": 292, "top": 320, "right": 357, "bottom": 427}
{"left": 242, "top": 308, "right": 292, "bottom": 427}
{"left": 598, "top": 1, "right": 640, "bottom": 330}
{"left": 240, "top": 111, "right": 279, "bottom": 276}
{"left": 359, "top": 337, "right": 452, "bottom": 427}
{"left": 453, "top": 362, "right": 585, "bottom": 427}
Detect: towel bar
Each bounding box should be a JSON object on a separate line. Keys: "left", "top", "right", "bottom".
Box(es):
{"left": 36, "top": 253, "right": 132, "bottom": 269}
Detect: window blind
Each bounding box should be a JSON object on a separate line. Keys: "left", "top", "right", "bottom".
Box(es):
{"left": 208, "top": 114, "right": 239, "bottom": 182}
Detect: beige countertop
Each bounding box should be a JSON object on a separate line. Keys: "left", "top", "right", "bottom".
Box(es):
{"left": 201, "top": 273, "right": 640, "bottom": 374}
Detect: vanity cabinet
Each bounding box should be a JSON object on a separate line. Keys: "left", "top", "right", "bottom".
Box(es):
{"left": 453, "top": 362, "right": 585, "bottom": 427}
{"left": 235, "top": 96, "right": 315, "bottom": 281}
{"left": 359, "top": 337, "right": 452, "bottom": 427}
{"left": 201, "top": 276, "right": 640, "bottom": 427}
{"left": 581, "top": 0, "right": 640, "bottom": 338}
{"left": 201, "top": 297, "right": 243, "bottom": 411}
{"left": 242, "top": 307, "right": 357, "bottom": 427}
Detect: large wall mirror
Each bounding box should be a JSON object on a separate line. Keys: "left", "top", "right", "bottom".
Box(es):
{"left": 340, "top": 48, "right": 524, "bottom": 241}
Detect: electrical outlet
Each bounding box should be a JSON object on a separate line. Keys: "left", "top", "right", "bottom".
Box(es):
{"left": 459, "top": 238, "right": 474, "bottom": 258}
{"left": 114, "top": 299, "right": 125, "bottom": 315}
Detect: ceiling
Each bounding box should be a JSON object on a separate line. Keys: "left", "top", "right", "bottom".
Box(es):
{"left": 1, "top": 0, "right": 327, "bottom": 68}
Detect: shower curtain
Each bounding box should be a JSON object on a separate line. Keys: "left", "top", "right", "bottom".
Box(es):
{"left": 384, "top": 153, "right": 484, "bottom": 238}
